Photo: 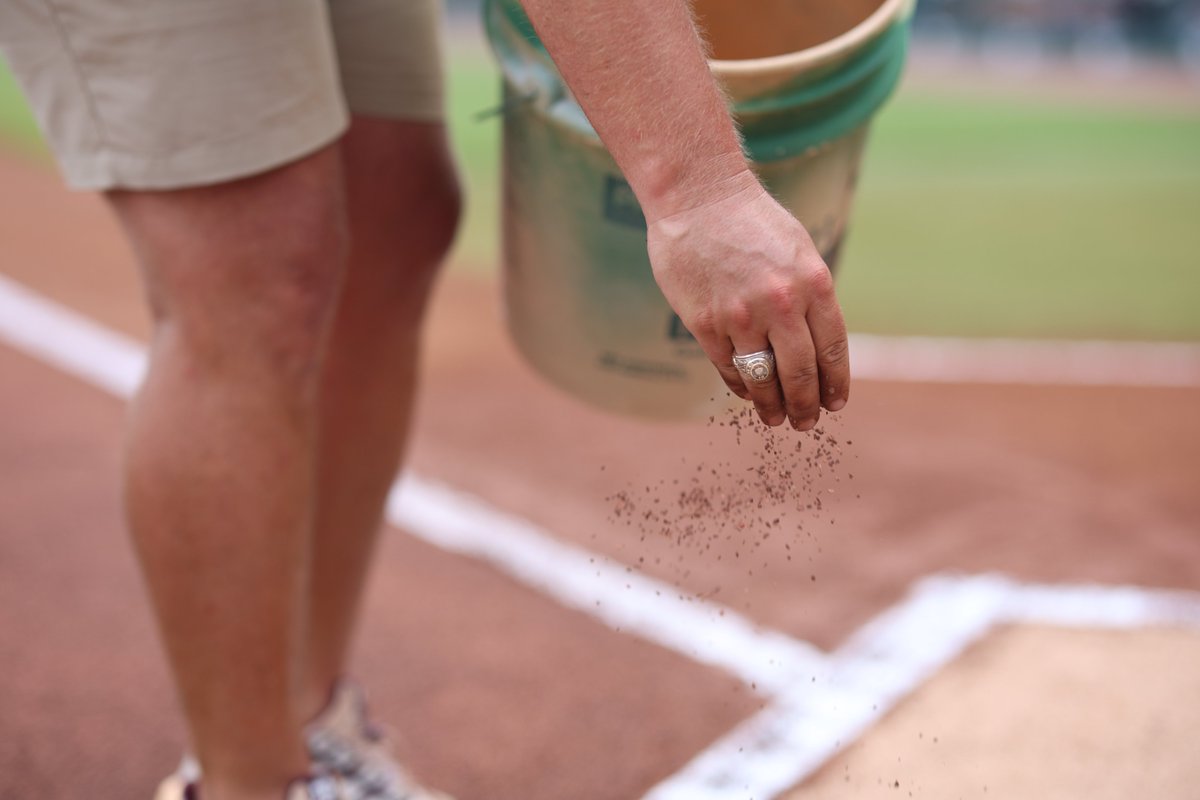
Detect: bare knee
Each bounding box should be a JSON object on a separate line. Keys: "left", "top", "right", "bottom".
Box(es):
{"left": 341, "top": 118, "right": 462, "bottom": 306}
{"left": 384, "top": 159, "right": 461, "bottom": 285}
{"left": 109, "top": 147, "right": 349, "bottom": 383}
{"left": 412, "top": 163, "right": 462, "bottom": 270}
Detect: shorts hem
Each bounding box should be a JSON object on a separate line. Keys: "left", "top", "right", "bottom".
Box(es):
{"left": 346, "top": 97, "right": 444, "bottom": 124}
{"left": 57, "top": 108, "right": 350, "bottom": 192}
{"left": 343, "top": 81, "right": 444, "bottom": 123}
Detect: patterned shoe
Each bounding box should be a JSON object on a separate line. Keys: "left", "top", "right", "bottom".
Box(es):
{"left": 160, "top": 682, "right": 449, "bottom": 800}
{"left": 306, "top": 680, "right": 452, "bottom": 800}
{"left": 154, "top": 771, "right": 351, "bottom": 800}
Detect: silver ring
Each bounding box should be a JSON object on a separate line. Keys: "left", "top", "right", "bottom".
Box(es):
{"left": 732, "top": 348, "right": 776, "bottom": 384}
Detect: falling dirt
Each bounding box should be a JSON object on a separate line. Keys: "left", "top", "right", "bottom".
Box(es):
{"left": 606, "top": 403, "right": 856, "bottom": 591}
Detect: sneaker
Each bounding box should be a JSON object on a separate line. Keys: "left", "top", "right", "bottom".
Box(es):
{"left": 306, "top": 680, "right": 452, "bottom": 800}
{"left": 288, "top": 774, "right": 351, "bottom": 800}
{"left": 161, "top": 680, "right": 450, "bottom": 800}
{"left": 155, "top": 773, "right": 351, "bottom": 800}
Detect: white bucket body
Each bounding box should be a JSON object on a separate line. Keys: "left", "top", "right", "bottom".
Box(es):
{"left": 502, "top": 105, "right": 869, "bottom": 420}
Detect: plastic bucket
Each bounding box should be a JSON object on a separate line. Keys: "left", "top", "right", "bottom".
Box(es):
{"left": 485, "top": 0, "right": 912, "bottom": 420}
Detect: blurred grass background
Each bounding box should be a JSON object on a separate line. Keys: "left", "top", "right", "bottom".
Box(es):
{"left": 3, "top": 41, "right": 1198, "bottom": 341}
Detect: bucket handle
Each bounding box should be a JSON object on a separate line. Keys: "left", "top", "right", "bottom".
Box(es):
{"left": 483, "top": 0, "right": 576, "bottom": 118}
{"left": 473, "top": 89, "right": 539, "bottom": 122}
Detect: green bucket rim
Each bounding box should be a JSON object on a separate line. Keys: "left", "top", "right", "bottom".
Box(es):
{"left": 739, "top": 23, "right": 908, "bottom": 161}
{"left": 484, "top": 0, "right": 909, "bottom": 161}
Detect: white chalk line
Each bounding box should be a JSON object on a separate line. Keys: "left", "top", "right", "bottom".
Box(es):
{"left": 4, "top": 272, "right": 1200, "bottom": 799}
{"left": 850, "top": 333, "right": 1200, "bottom": 388}
{"left": 0, "top": 274, "right": 144, "bottom": 397}
{"left": 644, "top": 573, "right": 1200, "bottom": 800}
{"left": 387, "top": 478, "right": 826, "bottom": 693}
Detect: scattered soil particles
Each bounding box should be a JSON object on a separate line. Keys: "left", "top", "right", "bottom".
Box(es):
{"left": 606, "top": 404, "right": 855, "bottom": 593}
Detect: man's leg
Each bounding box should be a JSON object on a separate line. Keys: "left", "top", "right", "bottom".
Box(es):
{"left": 302, "top": 117, "right": 461, "bottom": 716}
{"left": 113, "top": 146, "right": 348, "bottom": 800}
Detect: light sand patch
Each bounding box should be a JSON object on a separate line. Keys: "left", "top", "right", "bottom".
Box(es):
{"left": 788, "top": 625, "right": 1200, "bottom": 799}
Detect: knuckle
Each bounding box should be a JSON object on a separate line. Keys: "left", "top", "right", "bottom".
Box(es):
{"left": 817, "top": 336, "right": 850, "bottom": 367}
{"left": 764, "top": 280, "right": 799, "bottom": 316}
{"left": 803, "top": 266, "right": 835, "bottom": 297}
{"left": 786, "top": 360, "right": 820, "bottom": 388}
{"left": 782, "top": 372, "right": 820, "bottom": 413}
{"left": 689, "top": 309, "right": 719, "bottom": 338}
{"left": 723, "top": 301, "right": 756, "bottom": 334}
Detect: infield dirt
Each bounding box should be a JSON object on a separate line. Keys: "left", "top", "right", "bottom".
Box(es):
{"left": 2, "top": 150, "right": 1199, "bottom": 799}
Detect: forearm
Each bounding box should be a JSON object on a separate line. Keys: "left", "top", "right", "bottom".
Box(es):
{"left": 519, "top": 0, "right": 758, "bottom": 222}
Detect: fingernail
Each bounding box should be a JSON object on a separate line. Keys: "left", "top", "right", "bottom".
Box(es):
{"left": 828, "top": 398, "right": 846, "bottom": 412}
{"left": 798, "top": 418, "right": 817, "bottom": 431}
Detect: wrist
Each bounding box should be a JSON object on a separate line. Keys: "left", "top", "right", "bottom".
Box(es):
{"left": 635, "top": 152, "right": 762, "bottom": 223}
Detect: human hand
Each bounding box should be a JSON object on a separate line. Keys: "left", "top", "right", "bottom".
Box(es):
{"left": 647, "top": 175, "right": 849, "bottom": 429}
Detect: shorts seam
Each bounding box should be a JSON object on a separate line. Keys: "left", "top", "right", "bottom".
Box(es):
{"left": 38, "top": 0, "right": 111, "bottom": 152}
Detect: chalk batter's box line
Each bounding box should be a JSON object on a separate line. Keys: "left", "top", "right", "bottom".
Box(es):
{"left": 644, "top": 574, "right": 1200, "bottom": 799}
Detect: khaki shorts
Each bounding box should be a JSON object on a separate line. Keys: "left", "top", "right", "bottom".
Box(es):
{"left": 0, "top": 0, "right": 446, "bottom": 191}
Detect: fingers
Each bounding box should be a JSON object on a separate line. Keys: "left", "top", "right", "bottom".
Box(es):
{"left": 789, "top": 262, "right": 850, "bottom": 415}
{"left": 729, "top": 335, "right": 787, "bottom": 426}
{"left": 688, "top": 261, "right": 849, "bottom": 426}
{"left": 726, "top": 292, "right": 848, "bottom": 428}
{"left": 770, "top": 325, "right": 822, "bottom": 430}
{"left": 806, "top": 286, "right": 851, "bottom": 412}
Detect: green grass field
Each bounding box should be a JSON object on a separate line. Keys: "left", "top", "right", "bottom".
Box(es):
{"left": 4, "top": 47, "right": 1198, "bottom": 341}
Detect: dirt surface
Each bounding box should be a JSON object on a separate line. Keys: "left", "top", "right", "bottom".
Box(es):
{"left": 2, "top": 150, "right": 1199, "bottom": 798}
{"left": 789, "top": 626, "right": 1200, "bottom": 799}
